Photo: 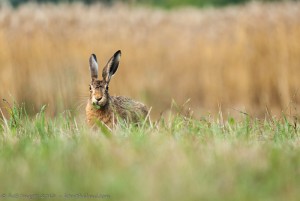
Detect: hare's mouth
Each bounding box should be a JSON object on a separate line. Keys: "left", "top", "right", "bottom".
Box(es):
{"left": 92, "top": 96, "right": 107, "bottom": 108}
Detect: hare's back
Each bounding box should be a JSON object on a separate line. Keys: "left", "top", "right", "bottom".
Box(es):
{"left": 111, "top": 96, "right": 148, "bottom": 120}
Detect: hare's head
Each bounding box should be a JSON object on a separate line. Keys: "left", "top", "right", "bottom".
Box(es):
{"left": 89, "top": 50, "right": 121, "bottom": 108}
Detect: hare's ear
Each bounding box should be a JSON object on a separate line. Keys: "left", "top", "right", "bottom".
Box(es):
{"left": 102, "top": 50, "right": 121, "bottom": 84}
{"left": 89, "top": 54, "right": 98, "bottom": 80}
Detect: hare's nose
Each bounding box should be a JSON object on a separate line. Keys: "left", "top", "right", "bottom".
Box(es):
{"left": 96, "top": 97, "right": 102, "bottom": 101}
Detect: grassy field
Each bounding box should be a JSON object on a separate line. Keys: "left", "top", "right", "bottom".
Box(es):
{"left": 1, "top": 103, "right": 300, "bottom": 201}
{"left": 0, "top": 2, "right": 300, "bottom": 118}
{"left": 1, "top": 2, "right": 300, "bottom": 200}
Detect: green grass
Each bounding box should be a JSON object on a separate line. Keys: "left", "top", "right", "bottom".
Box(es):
{"left": 0, "top": 103, "right": 300, "bottom": 201}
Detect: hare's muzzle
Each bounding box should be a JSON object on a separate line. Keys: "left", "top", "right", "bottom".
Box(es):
{"left": 92, "top": 96, "right": 102, "bottom": 105}
{"left": 92, "top": 94, "right": 108, "bottom": 108}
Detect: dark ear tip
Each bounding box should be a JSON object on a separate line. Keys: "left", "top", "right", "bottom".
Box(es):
{"left": 115, "top": 50, "right": 121, "bottom": 56}
{"left": 90, "top": 54, "right": 97, "bottom": 62}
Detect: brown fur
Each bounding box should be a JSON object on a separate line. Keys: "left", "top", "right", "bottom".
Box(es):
{"left": 86, "top": 51, "right": 149, "bottom": 129}
{"left": 86, "top": 96, "right": 148, "bottom": 128}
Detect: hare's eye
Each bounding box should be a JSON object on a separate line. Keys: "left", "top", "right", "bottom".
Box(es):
{"left": 89, "top": 85, "right": 92, "bottom": 91}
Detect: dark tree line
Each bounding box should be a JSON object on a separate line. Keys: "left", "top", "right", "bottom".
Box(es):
{"left": 7, "top": 0, "right": 294, "bottom": 8}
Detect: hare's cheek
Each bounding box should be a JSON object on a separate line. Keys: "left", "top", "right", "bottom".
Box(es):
{"left": 91, "top": 91, "right": 97, "bottom": 102}
{"left": 91, "top": 96, "right": 98, "bottom": 104}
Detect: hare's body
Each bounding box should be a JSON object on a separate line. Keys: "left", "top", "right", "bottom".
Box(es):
{"left": 86, "top": 96, "right": 148, "bottom": 128}
{"left": 85, "top": 50, "right": 148, "bottom": 128}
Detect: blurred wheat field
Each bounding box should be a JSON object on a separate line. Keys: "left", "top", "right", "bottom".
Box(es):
{"left": 0, "top": 2, "right": 300, "bottom": 118}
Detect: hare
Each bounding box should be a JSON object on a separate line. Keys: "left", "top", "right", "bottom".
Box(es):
{"left": 86, "top": 50, "right": 149, "bottom": 128}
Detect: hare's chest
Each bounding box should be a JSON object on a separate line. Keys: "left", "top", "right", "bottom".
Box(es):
{"left": 86, "top": 103, "right": 115, "bottom": 128}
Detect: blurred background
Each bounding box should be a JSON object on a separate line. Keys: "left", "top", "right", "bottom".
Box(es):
{"left": 0, "top": 0, "right": 300, "bottom": 119}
